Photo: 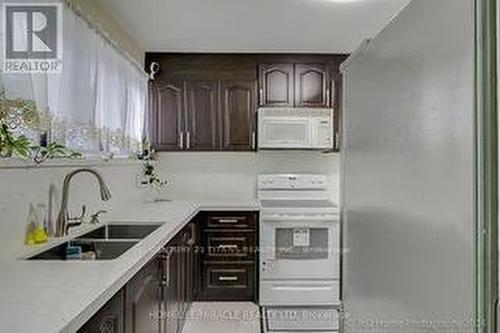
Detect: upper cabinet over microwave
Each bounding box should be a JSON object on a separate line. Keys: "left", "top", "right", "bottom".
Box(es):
{"left": 259, "top": 63, "right": 331, "bottom": 108}
{"left": 258, "top": 108, "right": 334, "bottom": 150}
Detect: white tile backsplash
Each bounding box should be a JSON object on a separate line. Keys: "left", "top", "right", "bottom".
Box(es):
{"left": 0, "top": 151, "right": 339, "bottom": 258}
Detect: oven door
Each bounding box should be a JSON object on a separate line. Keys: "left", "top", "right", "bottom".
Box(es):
{"left": 260, "top": 215, "right": 340, "bottom": 280}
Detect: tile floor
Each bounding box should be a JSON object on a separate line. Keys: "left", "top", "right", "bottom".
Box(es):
{"left": 182, "top": 302, "right": 261, "bottom": 333}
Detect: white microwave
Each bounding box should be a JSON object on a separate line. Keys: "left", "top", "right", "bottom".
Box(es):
{"left": 258, "top": 108, "right": 334, "bottom": 150}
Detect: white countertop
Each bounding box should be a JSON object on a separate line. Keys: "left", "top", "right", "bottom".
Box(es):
{"left": 0, "top": 200, "right": 260, "bottom": 333}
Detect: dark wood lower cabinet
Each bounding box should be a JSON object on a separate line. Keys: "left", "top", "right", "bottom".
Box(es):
{"left": 197, "top": 211, "right": 258, "bottom": 302}
{"left": 125, "top": 257, "right": 162, "bottom": 333}
{"left": 78, "top": 290, "right": 125, "bottom": 333}
{"left": 79, "top": 212, "right": 256, "bottom": 332}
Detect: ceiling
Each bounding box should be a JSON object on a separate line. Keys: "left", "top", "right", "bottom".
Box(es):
{"left": 100, "top": 0, "right": 411, "bottom": 54}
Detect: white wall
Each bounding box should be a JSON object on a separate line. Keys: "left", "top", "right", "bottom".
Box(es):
{"left": 0, "top": 151, "right": 339, "bottom": 259}
{"left": 155, "top": 152, "right": 340, "bottom": 202}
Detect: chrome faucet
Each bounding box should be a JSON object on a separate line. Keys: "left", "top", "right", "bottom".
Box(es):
{"left": 55, "top": 168, "right": 112, "bottom": 237}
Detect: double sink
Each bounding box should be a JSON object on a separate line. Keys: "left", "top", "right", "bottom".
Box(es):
{"left": 28, "top": 224, "right": 162, "bottom": 261}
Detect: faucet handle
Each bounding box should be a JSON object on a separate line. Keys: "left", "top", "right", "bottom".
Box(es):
{"left": 68, "top": 205, "right": 86, "bottom": 224}
{"left": 90, "top": 210, "right": 107, "bottom": 224}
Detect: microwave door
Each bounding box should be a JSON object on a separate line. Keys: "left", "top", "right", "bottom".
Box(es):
{"left": 258, "top": 117, "right": 312, "bottom": 149}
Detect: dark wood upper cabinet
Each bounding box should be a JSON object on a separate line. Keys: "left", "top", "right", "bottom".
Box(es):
{"left": 149, "top": 81, "right": 184, "bottom": 151}
{"left": 258, "top": 63, "right": 294, "bottom": 107}
{"left": 294, "top": 63, "right": 331, "bottom": 108}
{"left": 146, "top": 54, "right": 346, "bottom": 152}
{"left": 185, "top": 80, "right": 219, "bottom": 151}
{"left": 221, "top": 80, "right": 257, "bottom": 151}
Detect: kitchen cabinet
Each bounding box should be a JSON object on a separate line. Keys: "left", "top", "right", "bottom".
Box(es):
{"left": 149, "top": 79, "right": 257, "bottom": 152}
{"left": 149, "top": 81, "right": 184, "bottom": 152}
{"left": 78, "top": 290, "right": 125, "bottom": 333}
{"left": 259, "top": 62, "right": 331, "bottom": 108}
{"left": 162, "top": 221, "right": 198, "bottom": 333}
{"left": 258, "top": 63, "right": 294, "bottom": 107}
{"left": 147, "top": 54, "right": 347, "bottom": 152}
{"left": 294, "top": 63, "right": 331, "bottom": 108}
{"left": 78, "top": 211, "right": 254, "bottom": 332}
{"left": 185, "top": 80, "right": 219, "bottom": 151}
{"left": 221, "top": 80, "right": 257, "bottom": 151}
{"left": 197, "top": 212, "right": 258, "bottom": 301}
{"left": 125, "top": 257, "right": 162, "bottom": 333}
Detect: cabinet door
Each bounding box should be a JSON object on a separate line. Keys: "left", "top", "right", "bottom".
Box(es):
{"left": 79, "top": 290, "right": 125, "bottom": 333}
{"left": 259, "top": 63, "right": 294, "bottom": 107}
{"left": 185, "top": 80, "right": 220, "bottom": 151}
{"left": 150, "top": 81, "right": 184, "bottom": 151}
{"left": 220, "top": 80, "right": 257, "bottom": 151}
{"left": 294, "top": 63, "right": 331, "bottom": 108}
{"left": 163, "top": 243, "right": 180, "bottom": 333}
{"left": 125, "top": 259, "right": 162, "bottom": 333}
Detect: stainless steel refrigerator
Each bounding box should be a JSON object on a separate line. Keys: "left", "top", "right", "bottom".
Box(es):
{"left": 341, "top": 0, "right": 477, "bottom": 332}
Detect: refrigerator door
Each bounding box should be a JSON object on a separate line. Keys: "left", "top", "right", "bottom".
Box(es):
{"left": 341, "top": 0, "right": 476, "bottom": 332}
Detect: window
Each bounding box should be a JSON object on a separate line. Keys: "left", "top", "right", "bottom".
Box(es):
{"left": 0, "top": 5, "right": 148, "bottom": 157}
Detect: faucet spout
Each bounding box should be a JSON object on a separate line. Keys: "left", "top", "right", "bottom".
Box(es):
{"left": 55, "top": 168, "right": 112, "bottom": 237}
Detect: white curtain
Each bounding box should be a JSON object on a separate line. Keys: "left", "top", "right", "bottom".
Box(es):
{"left": 0, "top": 5, "right": 147, "bottom": 156}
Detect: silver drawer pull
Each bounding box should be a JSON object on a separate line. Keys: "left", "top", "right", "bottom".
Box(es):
{"left": 216, "top": 219, "right": 239, "bottom": 224}
{"left": 218, "top": 276, "right": 238, "bottom": 282}
{"left": 218, "top": 245, "right": 238, "bottom": 249}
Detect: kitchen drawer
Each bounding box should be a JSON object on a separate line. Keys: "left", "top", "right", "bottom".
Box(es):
{"left": 264, "top": 307, "right": 339, "bottom": 332}
{"left": 204, "top": 212, "right": 257, "bottom": 230}
{"left": 205, "top": 232, "right": 256, "bottom": 260}
{"left": 199, "top": 263, "right": 255, "bottom": 301}
{"left": 260, "top": 280, "right": 340, "bottom": 306}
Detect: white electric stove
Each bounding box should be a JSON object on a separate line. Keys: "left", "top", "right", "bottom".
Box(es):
{"left": 258, "top": 174, "right": 341, "bottom": 333}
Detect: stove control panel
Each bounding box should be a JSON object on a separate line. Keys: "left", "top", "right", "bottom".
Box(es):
{"left": 258, "top": 174, "right": 327, "bottom": 190}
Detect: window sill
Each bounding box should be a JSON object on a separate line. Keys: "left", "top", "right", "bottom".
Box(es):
{"left": 0, "top": 157, "right": 151, "bottom": 169}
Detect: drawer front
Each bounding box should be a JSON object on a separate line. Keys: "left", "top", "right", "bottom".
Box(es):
{"left": 205, "top": 232, "right": 256, "bottom": 260}
{"left": 204, "top": 212, "right": 256, "bottom": 229}
{"left": 260, "top": 280, "right": 340, "bottom": 306}
{"left": 265, "top": 307, "right": 340, "bottom": 331}
{"left": 199, "top": 263, "right": 256, "bottom": 301}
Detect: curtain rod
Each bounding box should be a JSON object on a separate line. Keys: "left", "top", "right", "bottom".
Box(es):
{"left": 63, "top": 0, "right": 148, "bottom": 79}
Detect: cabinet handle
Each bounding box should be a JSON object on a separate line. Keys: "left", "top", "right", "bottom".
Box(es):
{"left": 216, "top": 219, "right": 239, "bottom": 224}
{"left": 161, "top": 251, "right": 171, "bottom": 288}
{"left": 186, "top": 131, "right": 191, "bottom": 150}
{"left": 259, "top": 88, "right": 264, "bottom": 105}
{"left": 179, "top": 131, "right": 184, "bottom": 149}
{"left": 217, "top": 244, "right": 239, "bottom": 249}
{"left": 331, "top": 80, "right": 336, "bottom": 106}
{"left": 218, "top": 276, "right": 238, "bottom": 282}
{"left": 251, "top": 131, "right": 256, "bottom": 150}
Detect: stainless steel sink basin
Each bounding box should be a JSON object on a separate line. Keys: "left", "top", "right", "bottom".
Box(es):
{"left": 77, "top": 224, "right": 162, "bottom": 240}
{"left": 28, "top": 239, "right": 138, "bottom": 260}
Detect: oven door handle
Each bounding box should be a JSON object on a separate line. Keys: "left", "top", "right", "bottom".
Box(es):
{"left": 261, "top": 215, "right": 338, "bottom": 222}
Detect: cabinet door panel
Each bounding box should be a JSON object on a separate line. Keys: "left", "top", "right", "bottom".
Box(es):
{"left": 221, "top": 80, "right": 257, "bottom": 151}
{"left": 125, "top": 260, "right": 161, "bottom": 333}
{"left": 150, "top": 81, "right": 184, "bottom": 151}
{"left": 259, "top": 63, "right": 294, "bottom": 107}
{"left": 78, "top": 291, "right": 124, "bottom": 333}
{"left": 185, "top": 80, "right": 220, "bottom": 150}
{"left": 163, "top": 243, "right": 179, "bottom": 333}
{"left": 294, "top": 63, "right": 330, "bottom": 107}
